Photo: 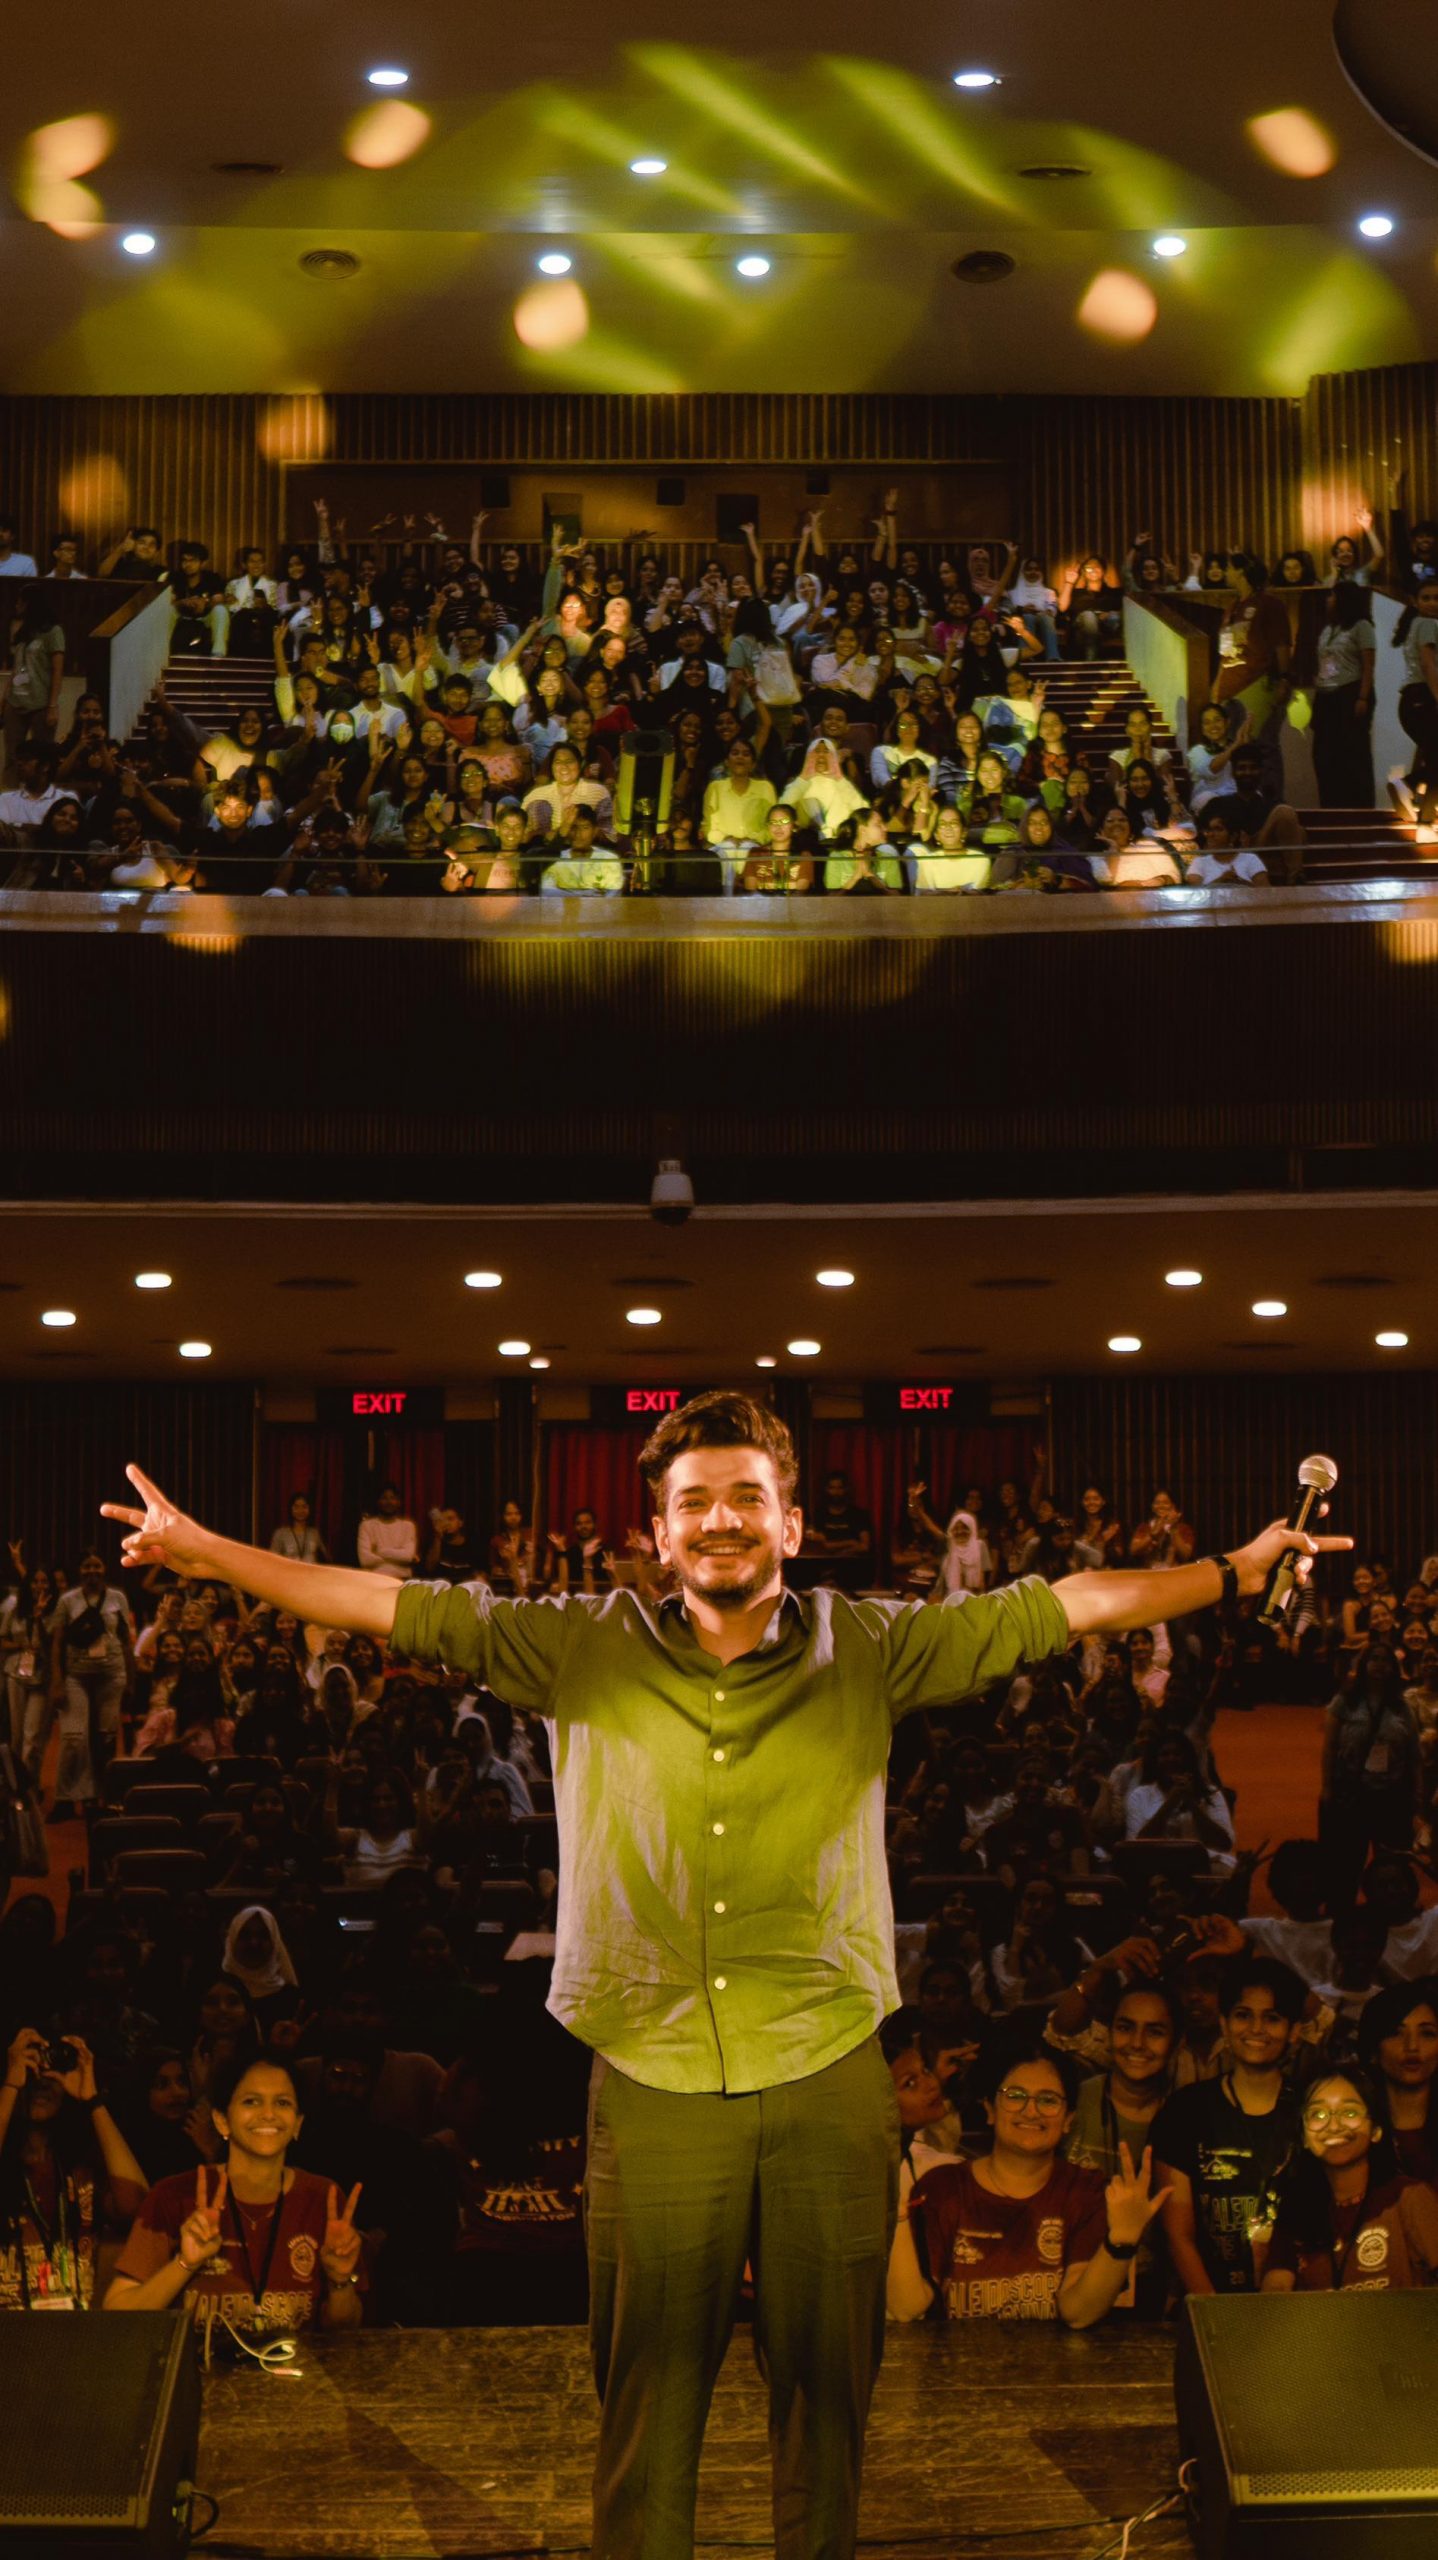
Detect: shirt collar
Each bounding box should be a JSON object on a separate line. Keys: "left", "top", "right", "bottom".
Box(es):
{"left": 657, "top": 1583, "right": 811, "bottom": 1652}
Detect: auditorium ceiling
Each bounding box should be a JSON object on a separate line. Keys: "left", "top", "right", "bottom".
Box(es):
{"left": 0, "top": 1197, "right": 1431, "bottom": 1385}
{"left": 0, "top": 1, "right": 1434, "bottom": 395}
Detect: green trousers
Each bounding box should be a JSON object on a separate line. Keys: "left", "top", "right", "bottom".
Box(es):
{"left": 584, "top": 2033, "right": 901, "bottom": 2560}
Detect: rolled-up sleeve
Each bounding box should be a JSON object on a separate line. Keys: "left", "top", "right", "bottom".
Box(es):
{"left": 881, "top": 1576, "right": 1070, "bottom": 1723}
{"left": 391, "top": 1580, "right": 575, "bottom": 1713}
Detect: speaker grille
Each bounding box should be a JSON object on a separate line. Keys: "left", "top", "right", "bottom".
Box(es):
{"left": 1199, "top": 2295, "right": 1438, "bottom": 2505}
{"left": 0, "top": 2317, "right": 178, "bottom": 2523}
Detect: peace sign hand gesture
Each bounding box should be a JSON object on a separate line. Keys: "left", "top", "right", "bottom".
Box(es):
{"left": 321, "top": 2182, "right": 364, "bottom": 2283}
{"left": 179, "top": 2165, "right": 228, "bottom": 2270}
{"left": 101, "top": 1465, "right": 212, "bottom": 1580}
{"left": 1104, "top": 2143, "right": 1172, "bottom": 2250}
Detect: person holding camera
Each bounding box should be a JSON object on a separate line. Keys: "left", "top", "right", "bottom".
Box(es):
{"left": 0, "top": 2026, "right": 148, "bottom": 2310}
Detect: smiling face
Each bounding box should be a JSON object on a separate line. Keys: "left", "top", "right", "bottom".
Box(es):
{"left": 1301, "top": 2073, "right": 1371, "bottom": 2171}
{"left": 213, "top": 2060, "right": 301, "bottom": 2166}
{"left": 984, "top": 2056, "right": 1072, "bottom": 2160}
{"left": 888, "top": 2041, "right": 949, "bottom": 2131}
{"left": 1111, "top": 1987, "right": 1177, "bottom": 2091}
{"left": 652, "top": 1444, "right": 802, "bottom": 1615}
{"left": 1224, "top": 1982, "right": 1293, "bottom": 2075}
{"left": 1378, "top": 1999, "right": 1438, "bottom": 2096}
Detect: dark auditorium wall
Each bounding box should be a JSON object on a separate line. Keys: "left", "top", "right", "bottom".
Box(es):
{"left": 0, "top": 383, "right": 1334, "bottom": 579}
{"left": 0, "top": 1382, "right": 256, "bottom": 1575}
{"left": 1049, "top": 1370, "right": 1438, "bottom": 1583}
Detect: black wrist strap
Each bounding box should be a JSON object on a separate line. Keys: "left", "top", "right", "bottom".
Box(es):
{"left": 1103, "top": 2233, "right": 1139, "bottom": 2261}
{"left": 1206, "top": 1554, "right": 1239, "bottom": 1608}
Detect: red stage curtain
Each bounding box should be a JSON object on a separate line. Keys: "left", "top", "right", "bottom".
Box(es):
{"left": 259, "top": 1425, "right": 347, "bottom": 1559}
{"left": 371, "top": 1425, "right": 447, "bottom": 1538}
{"left": 809, "top": 1424, "right": 911, "bottom": 1582}
{"left": 541, "top": 1425, "right": 652, "bottom": 1550}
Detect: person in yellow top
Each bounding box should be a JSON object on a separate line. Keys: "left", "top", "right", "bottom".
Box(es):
{"left": 700, "top": 737, "right": 776, "bottom": 892}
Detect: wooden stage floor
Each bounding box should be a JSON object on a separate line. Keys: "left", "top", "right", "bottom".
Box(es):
{"left": 198, "top": 2323, "right": 1191, "bottom": 2558}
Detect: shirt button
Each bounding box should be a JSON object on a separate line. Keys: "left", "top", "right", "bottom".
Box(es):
{"left": 714, "top": 1976, "right": 727, "bottom": 1991}
{"left": 712, "top": 1747, "right": 726, "bottom": 1763}
{"left": 714, "top": 1900, "right": 726, "bottom": 1914}
{"left": 713, "top": 1689, "right": 726, "bottom": 1702}
{"left": 712, "top": 1821, "right": 724, "bottom": 1836}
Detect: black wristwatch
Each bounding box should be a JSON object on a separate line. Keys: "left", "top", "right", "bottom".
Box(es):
{"left": 1103, "top": 2233, "right": 1138, "bottom": 2262}
{"left": 1206, "top": 1554, "right": 1239, "bottom": 1608}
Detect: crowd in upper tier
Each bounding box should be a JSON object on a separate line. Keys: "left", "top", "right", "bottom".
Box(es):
{"left": 4, "top": 1451, "right": 1438, "bottom": 2330}
{"left": 2, "top": 482, "right": 1436, "bottom": 897}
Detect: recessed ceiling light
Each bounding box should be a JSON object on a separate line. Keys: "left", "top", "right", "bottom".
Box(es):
{"left": 953, "top": 68, "right": 1000, "bottom": 88}
{"left": 630, "top": 157, "right": 667, "bottom": 176}
{"left": 41, "top": 1309, "right": 76, "bottom": 1328}
{"left": 464, "top": 1270, "right": 502, "bottom": 1290}
{"left": 1358, "top": 213, "right": 1394, "bottom": 239}
{"left": 537, "top": 251, "right": 572, "bottom": 275}
{"left": 626, "top": 1307, "right": 662, "bottom": 1326}
{"left": 499, "top": 1338, "right": 531, "bottom": 1356}
{"left": 756, "top": 1356, "right": 777, "bottom": 1369}
{"left": 1108, "top": 1334, "right": 1142, "bottom": 1354}
{"left": 1165, "top": 1269, "right": 1203, "bottom": 1288}
{"left": 1376, "top": 1329, "right": 1409, "bottom": 1349}
{"left": 528, "top": 1356, "right": 551, "bottom": 1371}
{"left": 787, "top": 1337, "right": 821, "bottom": 1356}
{"left": 120, "top": 232, "right": 156, "bottom": 257}
{"left": 816, "top": 1267, "right": 855, "bottom": 1289}
{"left": 367, "top": 66, "right": 409, "bottom": 87}
{"left": 134, "top": 1271, "right": 172, "bottom": 1291}
{"left": 1252, "top": 1298, "right": 1288, "bottom": 1318}
{"left": 736, "top": 254, "right": 771, "bottom": 278}
{"left": 1152, "top": 234, "right": 1188, "bottom": 258}
{"left": 179, "top": 1340, "right": 211, "bottom": 1359}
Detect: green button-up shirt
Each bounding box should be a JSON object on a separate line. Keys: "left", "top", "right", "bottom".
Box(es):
{"left": 393, "top": 1573, "right": 1069, "bottom": 2095}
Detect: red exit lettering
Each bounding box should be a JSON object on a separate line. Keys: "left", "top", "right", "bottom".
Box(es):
{"left": 352, "top": 1390, "right": 408, "bottom": 1416}
{"left": 625, "top": 1389, "right": 681, "bottom": 1413}
{"left": 899, "top": 1387, "right": 953, "bottom": 1411}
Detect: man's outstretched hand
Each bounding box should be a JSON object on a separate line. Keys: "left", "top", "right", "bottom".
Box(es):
{"left": 1229, "top": 1516, "right": 1351, "bottom": 1596}
{"left": 101, "top": 1465, "right": 212, "bottom": 1579}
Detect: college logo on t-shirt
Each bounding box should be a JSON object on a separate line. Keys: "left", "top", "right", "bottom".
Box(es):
{"left": 1355, "top": 2226, "right": 1389, "bottom": 2271}
{"left": 288, "top": 2233, "right": 317, "bottom": 2281}
{"left": 1197, "top": 2147, "right": 1244, "bottom": 2182}
{"left": 1036, "top": 2218, "right": 1065, "bottom": 2265}
{"left": 949, "top": 2230, "right": 986, "bottom": 2265}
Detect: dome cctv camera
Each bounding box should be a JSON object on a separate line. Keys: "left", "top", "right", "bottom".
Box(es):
{"left": 650, "top": 1158, "right": 695, "bottom": 1225}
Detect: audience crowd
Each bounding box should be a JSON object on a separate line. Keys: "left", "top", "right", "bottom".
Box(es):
{"left": 4, "top": 484, "right": 1435, "bottom": 899}
{"left": 4, "top": 1457, "right": 1438, "bottom": 2340}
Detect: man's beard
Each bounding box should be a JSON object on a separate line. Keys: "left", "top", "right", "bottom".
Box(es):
{"left": 677, "top": 1543, "right": 772, "bottom": 1613}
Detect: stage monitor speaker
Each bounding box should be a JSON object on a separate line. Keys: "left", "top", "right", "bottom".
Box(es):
{"left": 479, "top": 471, "right": 511, "bottom": 511}
{"left": 542, "top": 491, "right": 582, "bottom": 549}
{"left": 614, "top": 727, "right": 675, "bottom": 836}
{"left": 656, "top": 475, "right": 686, "bottom": 507}
{"left": 0, "top": 2308, "right": 198, "bottom": 2552}
{"left": 715, "top": 492, "right": 759, "bottom": 543}
{"left": 1176, "top": 2292, "right": 1438, "bottom": 2560}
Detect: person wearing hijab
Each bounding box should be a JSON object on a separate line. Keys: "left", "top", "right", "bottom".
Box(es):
{"left": 221, "top": 1907, "right": 300, "bottom": 2031}
{"left": 779, "top": 738, "right": 869, "bottom": 839}
{"left": 941, "top": 1510, "right": 993, "bottom": 1595}
{"left": 450, "top": 1708, "right": 535, "bottom": 1816}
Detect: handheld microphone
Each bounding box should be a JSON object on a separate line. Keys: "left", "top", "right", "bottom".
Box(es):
{"left": 1258, "top": 1454, "right": 1338, "bottom": 1627}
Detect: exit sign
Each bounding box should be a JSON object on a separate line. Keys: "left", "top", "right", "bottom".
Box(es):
{"left": 317, "top": 1386, "right": 444, "bottom": 1426}
{"left": 863, "top": 1382, "right": 988, "bottom": 1425}
{"left": 591, "top": 1384, "right": 709, "bottom": 1424}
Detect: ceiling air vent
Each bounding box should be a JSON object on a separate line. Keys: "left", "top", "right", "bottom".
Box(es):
{"left": 1314, "top": 1272, "right": 1392, "bottom": 1289}
{"left": 971, "top": 1274, "right": 1054, "bottom": 1291}
{"left": 275, "top": 1276, "right": 355, "bottom": 1292}
{"left": 951, "top": 251, "right": 1016, "bottom": 285}
{"left": 212, "top": 160, "right": 283, "bottom": 176}
{"left": 300, "top": 248, "right": 361, "bottom": 280}
{"left": 1017, "top": 163, "right": 1093, "bottom": 181}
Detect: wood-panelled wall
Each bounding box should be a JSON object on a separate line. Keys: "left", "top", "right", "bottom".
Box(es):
{"left": 1050, "top": 1371, "right": 1438, "bottom": 1584}
{"left": 0, "top": 386, "right": 1316, "bottom": 581}
{"left": 1303, "top": 359, "right": 1438, "bottom": 547}
{"left": 0, "top": 1383, "right": 255, "bottom": 1577}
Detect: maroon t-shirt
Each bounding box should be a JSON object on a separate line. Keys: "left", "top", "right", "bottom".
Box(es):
{"left": 911, "top": 2156, "right": 1107, "bottom": 2320}
{"left": 116, "top": 2167, "right": 357, "bottom": 2332}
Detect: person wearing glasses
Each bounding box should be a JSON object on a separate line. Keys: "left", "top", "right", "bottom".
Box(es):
{"left": 887, "top": 2042, "right": 1170, "bottom": 2323}
{"left": 1262, "top": 2066, "right": 1438, "bottom": 2292}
